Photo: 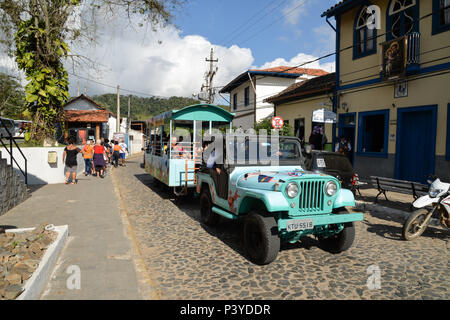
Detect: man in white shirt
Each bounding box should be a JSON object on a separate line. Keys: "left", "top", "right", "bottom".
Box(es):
{"left": 119, "top": 140, "right": 128, "bottom": 166}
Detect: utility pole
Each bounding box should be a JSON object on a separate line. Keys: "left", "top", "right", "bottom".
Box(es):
{"left": 205, "top": 48, "right": 218, "bottom": 104}
{"left": 127, "top": 96, "right": 131, "bottom": 133}
{"left": 116, "top": 85, "right": 120, "bottom": 133}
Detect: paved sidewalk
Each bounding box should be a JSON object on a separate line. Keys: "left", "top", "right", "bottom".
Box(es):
{"left": 355, "top": 185, "right": 419, "bottom": 212}
{"left": 0, "top": 170, "right": 143, "bottom": 299}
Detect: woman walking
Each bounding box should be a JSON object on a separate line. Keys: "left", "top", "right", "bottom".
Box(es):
{"left": 112, "top": 141, "right": 122, "bottom": 168}
{"left": 93, "top": 139, "right": 107, "bottom": 178}
{"left": 62, "top": 137, "right": 84, "bottom": 184}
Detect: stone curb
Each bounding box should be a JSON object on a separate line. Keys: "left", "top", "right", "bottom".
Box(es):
{"left": 355, "top": 200, "right": 441, "bottom": 227}
{"left": 6, "top": 225, "right": 69, "bottom": 300}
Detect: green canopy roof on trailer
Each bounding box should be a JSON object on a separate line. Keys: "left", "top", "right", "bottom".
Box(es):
{"left": 148, "top": 104, "right": 235, "bottom": 127}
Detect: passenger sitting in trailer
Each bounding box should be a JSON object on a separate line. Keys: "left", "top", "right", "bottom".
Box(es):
{"left": 171, "top": 136, "right": 191, "bottom": 159}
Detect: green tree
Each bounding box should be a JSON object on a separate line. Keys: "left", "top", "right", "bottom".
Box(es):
{"left": 92, "top": 94, "right": 201, "bottom": 121}
{"left": 0, "top": 72, "right": 26, "bottom": 119}
{"left": 0, "top": 0, "right": 184, "bottom": 143}
{"left": 254, "top": 117, "right": 293, "bottom": 136}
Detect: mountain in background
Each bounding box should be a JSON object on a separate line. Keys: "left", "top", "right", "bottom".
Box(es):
{"left": 91, "top": 94, "right": 206, "bottom": 121}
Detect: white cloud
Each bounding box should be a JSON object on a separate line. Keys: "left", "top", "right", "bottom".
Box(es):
{"left": 282, "top": 0, "right": 309, "bottom": 25}
{"left": 66, "top": 18, "right": 254, "bottom": 98}
{"left": 0, "top": 7, "right": 336, "bottom": 103}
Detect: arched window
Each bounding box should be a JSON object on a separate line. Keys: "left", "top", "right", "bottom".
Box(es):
{"left": 387, "top": 0, "right": 418, "bottom": 40}
{"left": 432, "top": 0, "right": 450, "bottom": 35}
{"left": 354, "top": 4, "right": 377, "bottom": 59}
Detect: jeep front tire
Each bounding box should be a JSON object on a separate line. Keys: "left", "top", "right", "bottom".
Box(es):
{"left": 318, "top": 222, "right": 355, "bottom": 253}
{"left": 243, "top": 212, "right": 280, "bottom": 265}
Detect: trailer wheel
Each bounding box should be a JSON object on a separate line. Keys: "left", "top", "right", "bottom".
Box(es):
{"left": 200, "top": 188, "right": 220, "bottom": 226}
{"left": 243, "top": 212, "right": 280, "bottom": 265}
{"left": 318, "top": 222, "right": 355, "bottom": 253}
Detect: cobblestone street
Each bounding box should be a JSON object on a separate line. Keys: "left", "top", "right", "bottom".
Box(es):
{"left": 113, "top": 155, "right": 450, "bottom": 300}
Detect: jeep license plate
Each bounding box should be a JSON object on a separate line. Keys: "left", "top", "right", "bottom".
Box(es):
{"left": 286, "top": 219, "right": 314, "bottom": 232}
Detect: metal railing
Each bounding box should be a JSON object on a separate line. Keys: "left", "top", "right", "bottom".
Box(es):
{"left": 406, "top": 32, "right": 420, "bottom": 65}
{"left": 0, "top": 118, "right": 28, "bottom": 185}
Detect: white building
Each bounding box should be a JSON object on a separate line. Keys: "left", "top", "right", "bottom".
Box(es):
{"left": 219, "top": 67, "right": 329, "bottom": 129}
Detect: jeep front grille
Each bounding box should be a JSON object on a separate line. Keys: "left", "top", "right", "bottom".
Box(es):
{"left": 298, "top": 180, "right": 324, "bottom": 212}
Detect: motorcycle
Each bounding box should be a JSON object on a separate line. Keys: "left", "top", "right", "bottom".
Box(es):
{"left": 402, "top": 177, "right": 450, "bottom": 240}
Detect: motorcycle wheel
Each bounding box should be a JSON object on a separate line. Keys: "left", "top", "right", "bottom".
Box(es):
{"left": 402, "top": 208, "right": 434, "bottom": 241}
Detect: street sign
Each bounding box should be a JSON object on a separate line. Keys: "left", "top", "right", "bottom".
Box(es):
{"left": 271, "top": 116, "right": 284, "bottom": 129}
{"left": 312, "top": 108, "right": 336, "bottom": 123}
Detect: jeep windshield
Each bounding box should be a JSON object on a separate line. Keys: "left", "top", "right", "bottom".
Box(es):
{"left": 225, "top": 137, "right": 302, "bottom": 166}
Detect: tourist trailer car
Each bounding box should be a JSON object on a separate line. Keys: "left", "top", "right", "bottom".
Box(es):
{"left": 144, "top": 104, "right": 234, "bottom": 195}
{"left": 196, "top": 135, "right": 364, "bottom": 265}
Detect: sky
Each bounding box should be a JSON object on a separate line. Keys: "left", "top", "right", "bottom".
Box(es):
{"left": 0, "top": 0, "right": 340, "bottom": 103}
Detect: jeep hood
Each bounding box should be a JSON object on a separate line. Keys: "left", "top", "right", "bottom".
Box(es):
{"left": 235, "top": 169, "right": 321, "bottom": 191}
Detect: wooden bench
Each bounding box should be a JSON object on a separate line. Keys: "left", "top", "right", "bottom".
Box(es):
{"left": 370, "top": 176, "right": 429, "bottom": 210}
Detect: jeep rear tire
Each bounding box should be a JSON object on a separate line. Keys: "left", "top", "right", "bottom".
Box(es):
{"left": 318, "top": 222, "right": 355, "bottom": 253}
{"left": 200, "top": 189, "right": 220, "bottom": 226}
{"left": 243, "top": 213, "right": 280, "bottom": 265}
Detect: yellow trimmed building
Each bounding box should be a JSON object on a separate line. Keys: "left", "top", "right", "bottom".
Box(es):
{"left": 266, "top": 73, "right": 336, "bottom": 152}
{"left": 319, "top": 0, "right": 450, "bottom": 183}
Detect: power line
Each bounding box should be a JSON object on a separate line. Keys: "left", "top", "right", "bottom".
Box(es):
{"left": 218, "top": 0, "right": 287, "bottom": 46}
{"left": 273, "top": 69, "right": 450, "bottom": 109}
{"left": 68, "top": 72, "right": 174, "bottom": 99}
{"left": 339, "top": 44, "right": 450, "bottom": 78}
{"left": 217, "top": 8, "right": 440, "bottom": 93}
{"left": 238, "top": 0, "right": 310, "bottom": 47}
{"left": 339, "top": 54, "right": 450, "bottom": 86}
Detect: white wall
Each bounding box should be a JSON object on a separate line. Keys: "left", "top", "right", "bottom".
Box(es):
{"left": 255, "top": 76, "right": 298, "bottom": 123}
{"left": 1, "top": 147, "right": 84, "bottom": 185}
{"left": 229, "top": 76, "right": 303, "bottom": 128}
{"left": 233, "top": 114, "right": 254, "bottom": 130}
{"left": 128, "top": 129, "right": 144, "bottom": 155}
{"left": 107, "top": 116, "right": 128, "bottom": 141}
{"left": 230, "top": 79, "right": 255, "bottom": 130}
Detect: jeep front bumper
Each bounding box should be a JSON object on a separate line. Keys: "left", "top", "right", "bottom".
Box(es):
{"left": 277, "top": 212, "right": 364, "bottom": 232}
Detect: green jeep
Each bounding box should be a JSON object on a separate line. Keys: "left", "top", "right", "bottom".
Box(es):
{"left": 196, "top": 135, "right": 363, "bottom": 265}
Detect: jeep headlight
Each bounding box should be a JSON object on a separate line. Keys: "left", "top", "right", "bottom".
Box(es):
{"left": 285, "top": 182, "right": 299, "bottom": 198}
{"left": 325, "top": 181, "right": 337, "bottom": 196}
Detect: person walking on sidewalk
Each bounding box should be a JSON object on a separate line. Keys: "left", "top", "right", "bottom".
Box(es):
{"left": 112, "top": 141, "right": 122, "bottom": 168}
{"left": 82, "top": 139, "right": 94, "bottom": 176}
{"left": 93, "top": 139, "right": 107, "bottom": 178}
{"left": 63, "top": 137, "right": 84, "bottom": 184}
{"left": 119, "top": 139, "right": 128, "bottom": 166}
{"left": 104, "top": 139, "right": 112, "bottom": 165}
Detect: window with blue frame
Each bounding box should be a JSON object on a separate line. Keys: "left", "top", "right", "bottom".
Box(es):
{"left": 387, "top": 0, "right": 419, "bottom": 40}
{"left": 357, "top": 110, "right": 389, "bottom": 157}
{"left": 433, "top": 0, "right": 450, "bottom": 35}
{"left": 244, "top": 87, "right": 250, "bottom": 106}
{"left": 354, "top": 4, "right": 377, "bottom": 59}
{"left": 233, "top": 93, "right": 237, "bottom": 110}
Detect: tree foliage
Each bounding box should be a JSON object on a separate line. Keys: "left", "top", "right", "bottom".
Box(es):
{"left": 254, "top": 117, "right": 293, "bottom": 136}
{"left": 0, "top": 0, "right": 184, "bottom": 143}
{"left": 0, "top": 72, "right": 26, "bottom": 119}
{"left": 92, "top": 94, "right": 201, "bottom": 120}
